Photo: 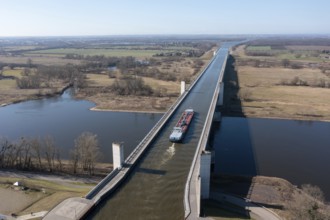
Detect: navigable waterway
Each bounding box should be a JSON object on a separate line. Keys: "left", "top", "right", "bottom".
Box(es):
{"left": 212, "top": 117, "right": 330, "bottom": 201}
{"left": 0, "top": 89, "right": 162, "bottom": 162}
{"left": 1, "top": 65, "right": 329, "bottom": 216}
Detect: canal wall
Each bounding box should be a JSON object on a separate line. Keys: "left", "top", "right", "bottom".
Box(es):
{"left": 85, "top": 47, "right": 220, "bottom": 205}
{"left": 184, "top": 50, "right": 228, "bottom": 219}
{"left": 44, "top": 47, "right": 220, "bottom": 220}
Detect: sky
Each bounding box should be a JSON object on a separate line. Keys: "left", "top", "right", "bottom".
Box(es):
{"left": 0, "top": 0, "right": 329, "bottom": 36}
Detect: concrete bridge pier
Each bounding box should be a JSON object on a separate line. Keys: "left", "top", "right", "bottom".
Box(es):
{"left": 200, "top": 151, "right": 211, "bottom": 199}
{"left": 213, "top": 111, "right": 221, "bottom": 122}
{"left": 217, "top": 82, "right": 224, "bottom": 106}
{"left": 113, "top": 142, "right": 124, "bottom": 169}
{"left": 213, "top": 82, "right": 224, "bottom": 122}
{"left": 181, "top": 81, "right": 186, "bottom": 95}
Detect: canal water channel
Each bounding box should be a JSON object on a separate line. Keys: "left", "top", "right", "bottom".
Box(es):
{"left": 0, "top": 82, "right": 329, "bottom": 217}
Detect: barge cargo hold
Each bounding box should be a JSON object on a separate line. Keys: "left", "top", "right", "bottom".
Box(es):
{"left": 169, "top": 109, "right": 194, "bottom": 142}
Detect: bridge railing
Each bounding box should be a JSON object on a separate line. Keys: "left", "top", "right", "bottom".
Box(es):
{"left": 84, "top": 47, "right": 220, "bottom": 205}
{"left": 124, "top": 50, "right": 219, "bottom": 166}
{"left": 85, "top": 168, "right": 120, "bottom": 200}
{"left": 184, "top": 52, "right": 228, "bottom": 219}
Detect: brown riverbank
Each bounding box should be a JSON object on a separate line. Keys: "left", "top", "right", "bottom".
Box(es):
{"left": 210, "top": 175, "right": 330, "bottom": 220}
{"left": 0, "top": 79, "right": 71, "bottom": 108}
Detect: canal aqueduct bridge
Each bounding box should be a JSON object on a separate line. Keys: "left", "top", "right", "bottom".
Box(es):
{"left": 44, "top": 45, "right": 230, "bottom": 220}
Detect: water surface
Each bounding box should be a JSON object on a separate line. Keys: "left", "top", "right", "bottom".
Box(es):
{"left": 212, "top": 117, "right": 330, "bottom": 200}
{"left": 0, "top": 89, "right": 162, "bottom": 162}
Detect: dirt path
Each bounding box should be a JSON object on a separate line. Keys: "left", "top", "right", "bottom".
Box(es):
{"left": 0, "top": 170, "right": 101, "bottom": 185}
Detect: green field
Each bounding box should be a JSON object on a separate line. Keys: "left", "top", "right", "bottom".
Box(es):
{"left": 3, "top": 69, "right": 22, "bottom": 77}
{"left": 3, "top": 45, "right": 43, "bottom": 51}
{"left": 246, "top": 46, "right": 272, "bottom": 51}
{"left": 26, "top": 48, "right": 165, "bottom": 58}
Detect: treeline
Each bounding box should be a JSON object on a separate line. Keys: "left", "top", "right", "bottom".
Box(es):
{"left": 238, "top": 58, "right": 305, "bottom": 69}
{"left": 245, "top": 50, "right": 324, "bottom": 58}
{"left": 153, "top": 41, "right": 216, "bottom": 58}
{"left": 0, "top": 61, "right": 36, "bottom": 70}
{"left": 245, "top": 51, "right": 276, "bottom": 57}
{"left": 248, "top": 38, "right": 330, "bottom": 46}
{"left": 279, "top": 76, "right": 330, "bottom": 88}
{"left": 109, "top": 77, "right": 153, "bottom": 96}
{"left": 0, "top": 132, "right": 101, "bottom": 175}
{"left": 132, "top": 67, "right": 177, "bottom": 82}
{"left": 16, "top": 64, "right": 87, "bottom": 89}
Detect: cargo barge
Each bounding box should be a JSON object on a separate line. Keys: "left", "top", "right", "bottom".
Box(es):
{"left": 169, "top": 109, "right": 194, "bottom": 142}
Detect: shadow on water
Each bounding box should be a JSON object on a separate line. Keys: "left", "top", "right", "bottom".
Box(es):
{"left": 136, "top": 167, "right": 167, "bottom": 175}
{"left": 203, "top": 55, "right": 260, "bottom": 218}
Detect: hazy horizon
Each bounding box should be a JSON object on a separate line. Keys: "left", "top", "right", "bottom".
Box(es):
{"left": 0, "top": 0, "right": 329, "bottom": 37}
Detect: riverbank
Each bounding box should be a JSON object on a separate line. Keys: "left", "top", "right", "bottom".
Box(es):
{"left": 85, "top": 94, "right": 176, "bottom": 113}
{"left": 209, "top": 175, "right": 330, "bottom": 220}
{"left": 0, "top": 42, "right": 215, "bottom": 113}
{"left": 0, "top": 80, "right": 71, "bottom": 109}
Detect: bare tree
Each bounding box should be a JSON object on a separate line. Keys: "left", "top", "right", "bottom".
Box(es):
{"left": 44, "top": 136, "right": 56, "bottom": 172}
{"left": 31, "top": 137, "right": 43, "bottom": 169}
{"left": 0, "top": 138, "right": 10, "bottom": 168}
{"left": 56, "top": 147, "right": 62, "bottom": 172}
{"left": 70, "top": 147, "right": 79, "bottom": 174}
{"left": 27, "top": 58, "right": 33, "bottom": 68}
{"left": 20, "top": 138, "right": 33, "bottom": 170}
{"left": 302, "top": 184, "right": 325, "bottom": 202}
{"left": 73, "top": 132, "right": 100, "bottom": 175}
{"left": 282, "top": 59, "right": 290, "bottom": 68}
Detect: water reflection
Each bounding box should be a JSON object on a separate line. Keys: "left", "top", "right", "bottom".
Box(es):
{"left": 0, "top": 89, "right": 162, "bottom": 162}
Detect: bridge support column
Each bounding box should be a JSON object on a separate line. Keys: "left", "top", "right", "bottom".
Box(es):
{"left": 181, "top": 81, "right": 186, "bottom": 95}
{"left": 112, "top": 142, "right": 124, "bottom": 169}
{"left": 213, "top": 111, "right": 221, "bottom": 122}
{"left": 200, "top": 151, "right": 211, "bottom": 199}
{"left": 217, "top": 82, "right": 224, "bottom": 106}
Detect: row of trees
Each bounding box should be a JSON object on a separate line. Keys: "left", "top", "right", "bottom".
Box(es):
{"left": 131, "top": 67, "right": 177, "bottom": 82}
{"left": 16, "top": 64, "right": 87, "bottom": 89}
{"left": 0, "top": 132, "right": 101, "bottom": 175}
{"left": 279, "top": 76, "right": 330, "bottom": 88}
{"left": 109, "top": 77, "right": 153, "bottom": 96}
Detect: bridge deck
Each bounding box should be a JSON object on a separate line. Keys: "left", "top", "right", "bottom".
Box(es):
{"left": 45, "top": 44, "right": 232, "bottom": 220}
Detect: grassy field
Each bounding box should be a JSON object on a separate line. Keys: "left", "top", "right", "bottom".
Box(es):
{"left": 0, "top": 42, "right": 214, "bottom": 112}
{"left": 2, "top": 68, "right": 22, "bottom": 78}
{"left": 0, "top": 68, "right": 20, "bottom": 91}
{"left": 3, "top": 45, "right": 44, "bottom": 51}
{"left": 77, "top": 49, "right": 212, "bottom": 112}
{"left": 81, "top": 73, "right": 180, "bottom": 112}
{"left": 0, "top": 176, "right": 94, "bottom": 216}
{"left": 246, "top": 46, "right": 272, "bottom": 51}
{"left": 86, "top": 73, "right": 179, "bottom": 94}
{"left": 236, "top": 45, "right": 330, "bottom": 63}
{"left": 0, "top": 55, "right": 81, "bottom": 66}
{"left": 26, "top": 48, "right": 166, "bottom": 58}
{"left": 226, "top": 45, "right": 330, "bottom": 121}
{"left": 0, "top": 68, "right": 68, "bottom": 106}
{"left": 0, "top": 79, "right": 16, "bottom": 91}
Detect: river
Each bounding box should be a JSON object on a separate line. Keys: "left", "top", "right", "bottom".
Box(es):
{"left": 0, "top": 89, "right": 162, "bottom": 163}
{"left": 1, "top": 85, "right": 330, "bottom": 206}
